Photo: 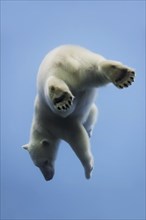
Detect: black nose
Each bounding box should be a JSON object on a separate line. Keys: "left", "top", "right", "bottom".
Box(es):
{"left": 39, "top": 166, "right": 54, "bottom": 181}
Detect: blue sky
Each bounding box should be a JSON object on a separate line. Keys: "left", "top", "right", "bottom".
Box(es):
{"left": 1, "top": 1, "right": 145, "bottom": 219}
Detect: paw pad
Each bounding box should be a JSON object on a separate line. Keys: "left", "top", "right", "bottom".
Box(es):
{"left": 114, "top": 70, "right": 135, "bottom": 89}
{"left": 55, "top": 95, "right": 74, "bottom": 111}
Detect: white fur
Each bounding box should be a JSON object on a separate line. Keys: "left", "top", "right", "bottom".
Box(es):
{"left": 23, "top": 45, "right": 135, "bottom": 180}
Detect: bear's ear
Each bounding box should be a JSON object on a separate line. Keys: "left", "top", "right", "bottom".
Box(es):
{"left": 40, "top": 139, "right": 50, "bottom": 147}
{"left": 22, "top": 144, "right": 29, "bottom": 150}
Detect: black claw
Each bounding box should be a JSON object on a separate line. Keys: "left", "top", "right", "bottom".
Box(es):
{"left": 119, "top": 85, "right": 123, "bottom": 89}
{"left": 65, "top": 104, "right": 69, "bottom": 108}
{"left": 57, "top": 107, "right": 61, "bottom": 110}
{"left": 128, "top": 80, "right": 132, "bottom": 85}
{"left": 124, "top": 83, "right": 128, "bottom": 87}
{"left": 62, "top": 106, "right": 66, "bottom": 110}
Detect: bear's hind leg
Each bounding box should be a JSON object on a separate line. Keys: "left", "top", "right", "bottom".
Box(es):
{"left": 66, "top": 123, "right": 94, "bottom": 179}
{"left": 83, "top": 104, "right": 98, "bottom": 137}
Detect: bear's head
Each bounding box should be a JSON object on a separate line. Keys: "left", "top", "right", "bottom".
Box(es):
{"left": 22, "top": 137, "right": 59, "bottom": 181}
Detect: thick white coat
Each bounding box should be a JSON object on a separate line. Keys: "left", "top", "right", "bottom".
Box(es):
{"left": 23, "top": 45, "right": 135, "bottom": 180}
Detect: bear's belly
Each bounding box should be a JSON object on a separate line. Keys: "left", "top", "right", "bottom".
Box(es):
{"left": 70, "top": 88, "right": 97, "bottom": 120}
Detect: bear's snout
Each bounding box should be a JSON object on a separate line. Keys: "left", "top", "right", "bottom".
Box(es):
{"left": 39, "top": 166, "right": 54, "bottom": 181}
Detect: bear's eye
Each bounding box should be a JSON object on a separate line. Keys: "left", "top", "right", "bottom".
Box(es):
{"left": 41, "top": 139, "right": 50, "bottom": 147}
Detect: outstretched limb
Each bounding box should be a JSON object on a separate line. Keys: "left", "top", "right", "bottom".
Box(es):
{"left": 65, "top": 122, "right": 94, "bottom": 179}
{"left": 83, "top": 104, "right": 98, "bottom": 137}
{"left": 44, "top": 76, "right": 75, "bottom": 117}
{"left": 98, "top": 60, "right": 136, "bottom": 89}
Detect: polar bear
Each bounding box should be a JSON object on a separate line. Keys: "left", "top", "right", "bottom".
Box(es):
{"left": 23, "top": 45, "right": 135, "bottom": 181}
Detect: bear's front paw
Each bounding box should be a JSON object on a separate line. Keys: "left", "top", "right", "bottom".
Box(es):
{"left": 53, "top": 92, "right": 74, "bottom": 112}
{"left": 113, "top": 68, "right": 135, "bottom": 89}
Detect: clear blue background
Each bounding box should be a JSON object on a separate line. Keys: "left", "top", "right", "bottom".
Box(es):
{"left": 1, "top": 1, "right": 145, "bottom": 219}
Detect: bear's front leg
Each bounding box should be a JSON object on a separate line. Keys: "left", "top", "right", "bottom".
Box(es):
{"left": 110, "top": 68, "right": 135, "bottom": 89}
{"left": 98, "top": 60, "right": 136, "bottom": 89}
{"left": 44, "top": 76, "right": 75, "bottom": 117}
